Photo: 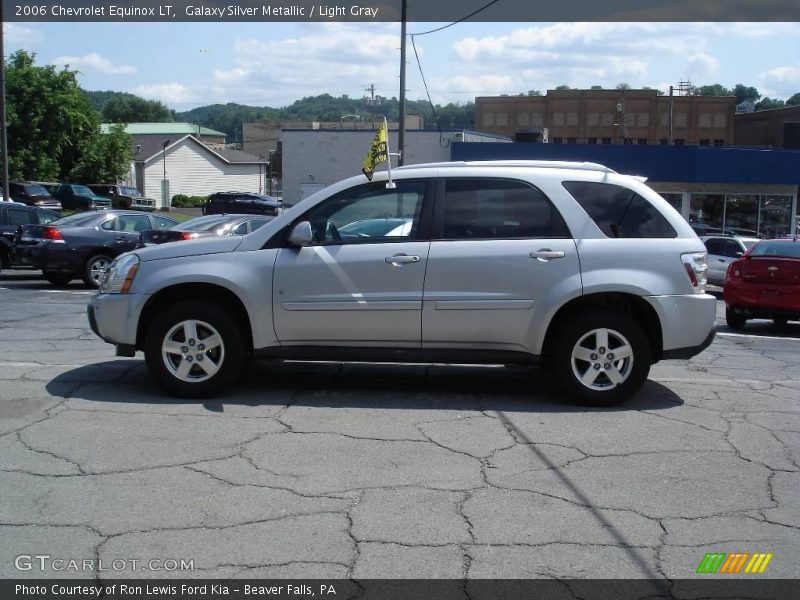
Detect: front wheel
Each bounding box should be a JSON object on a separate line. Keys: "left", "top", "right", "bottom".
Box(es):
{"left": 552, "top": 310, "right": 651, "bottom": 406}
{"left": 144, "top": 301, "right": 245, "bottom": 397}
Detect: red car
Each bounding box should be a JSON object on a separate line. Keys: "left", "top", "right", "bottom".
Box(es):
{"left": 724, "top": 238, "right": 800, "bottom": 329}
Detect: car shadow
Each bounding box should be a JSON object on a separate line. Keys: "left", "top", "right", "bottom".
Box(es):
{"left": 46, "top": 359, "right": 684, "bottom": 413}
{"left": 718, "top": 320, "right": 800, "bottom": 338}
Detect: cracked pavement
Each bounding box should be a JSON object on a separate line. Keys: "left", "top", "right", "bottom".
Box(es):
{"left": 1, "top": 273, "right": 799, "bottom": 583}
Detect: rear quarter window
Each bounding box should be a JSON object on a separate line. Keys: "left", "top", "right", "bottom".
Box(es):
{"left": 562, "top": 181, "right": 677, "bottom": 238}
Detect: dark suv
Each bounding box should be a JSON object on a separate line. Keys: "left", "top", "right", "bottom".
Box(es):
{"left": 52, "top": 184, "right": 112, "bottom": 211}
{"left": 8, "top": 182, "right": 62, "bottom": 209}
{"left": 202, "top": 192, "right": 282, "bottom": 216}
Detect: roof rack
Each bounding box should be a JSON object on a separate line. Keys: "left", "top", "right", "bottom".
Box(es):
{"left": 393, "top": 160, "right": 616, "bottom": 174}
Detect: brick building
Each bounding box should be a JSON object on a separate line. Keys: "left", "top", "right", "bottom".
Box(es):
{"left": 475, "top": 89, "right": 736, "bottom": 146}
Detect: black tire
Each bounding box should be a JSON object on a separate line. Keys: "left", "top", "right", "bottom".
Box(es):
{"left": 82, "top": 254, "right": 113, "bottom": 288}
{"left": 552, "top": 310, "right": 651, "bottom": 407}
{"left": 726, "top": 308, "right": 747, "bottom": 330}
{"left": 43, "top": 270, "right": 74, "bottom": 286}
{"left": 773, "top": 317, "right": 788, "bottom": 328}
{"left": 144, "top": 300, "right": 246, "bottom": 398}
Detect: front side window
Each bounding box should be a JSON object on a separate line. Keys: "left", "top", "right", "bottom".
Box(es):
{"left": 440, "top": 179, "right": 570, "bottom": 240}
{"left": 723, "top": 239, "right": 744, "bottom": 258}
{"left": 302, "top": 181, "right": 425, "bottom": 245}
{"left": 704, "top": 238, "right": 724, "bottom": 255}
{"left": 563, "top": 181, "right": 677, "bottom": 239}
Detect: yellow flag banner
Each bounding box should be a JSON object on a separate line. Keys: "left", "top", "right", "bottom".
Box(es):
{"left": 362, "top": 120, "right": 388, "bottom": 181}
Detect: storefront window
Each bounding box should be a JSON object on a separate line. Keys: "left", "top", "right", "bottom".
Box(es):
{"left": 724, "top": 195, "right": 759, "bottom": 237}
{"left": 759, "top": 196, "right": 793, "bottom": 238}
{"left": 689, "top": 194, "right": 724, "bottom": 233}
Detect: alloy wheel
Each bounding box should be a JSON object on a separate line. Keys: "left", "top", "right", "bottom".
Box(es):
{"left": 161, "top": 319, "right": 225, "bottom": 383}
{"left": 570, "top": 327, "right": 634, "bottom": 391}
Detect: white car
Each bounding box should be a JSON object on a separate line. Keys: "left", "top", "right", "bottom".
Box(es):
{"left": 701, "top": 235, "right": 761, "bottom": 286}
{"left": 88, "top": 160, "right": 716, "bottom": 406}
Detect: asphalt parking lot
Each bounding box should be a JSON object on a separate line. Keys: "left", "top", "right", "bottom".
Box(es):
{"left": 1, "top": 272, "right": 798, "bottom": 583}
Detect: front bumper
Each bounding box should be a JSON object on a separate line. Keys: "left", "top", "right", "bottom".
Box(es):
{"left": 645, "top": 293, "right": 717, "bottom": 360}
{"left": 88, "top": 292, "right": 149, "bottom": 348}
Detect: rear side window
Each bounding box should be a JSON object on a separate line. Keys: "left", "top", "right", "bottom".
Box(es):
{"left": 7, "top": 208, "right": 33, "bottom": 226}
{"left": 563, "top": 181, "right": 677, "bottom": 238}
{"left": 440, "top": 178, "right": 570, "bottom": 240}
{"left": 704, "top": 238, "right": 724, "bottom": 255}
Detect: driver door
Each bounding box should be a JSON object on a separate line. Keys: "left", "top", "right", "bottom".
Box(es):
{"left": 273, "top": 180, "right": 432, "bottom": 346}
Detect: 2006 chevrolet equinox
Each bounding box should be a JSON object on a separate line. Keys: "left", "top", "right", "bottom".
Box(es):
{"left": 88, "top": 161, "right": 716, "bottom": 406}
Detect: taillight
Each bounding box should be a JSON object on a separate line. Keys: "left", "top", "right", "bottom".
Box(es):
{"left": 725, "top": 261, "right": 741, "bottom": 284}
{"left": 180, "top": 232, "right": 198, "bottom": 240}
{"left": 42, "top": 226, "right": 65, "bottom": 243}
{"left": 681, "top": 252, "right": 707, "bottom": 293}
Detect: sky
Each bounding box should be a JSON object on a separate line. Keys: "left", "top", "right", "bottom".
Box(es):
{"left": 3, "top": 20, "right": 800, "bottom": 111}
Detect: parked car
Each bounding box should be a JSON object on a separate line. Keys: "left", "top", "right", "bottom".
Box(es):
{"left": 88, "top": 160, "right": 716, "bottom": 404}
{"left": 86, "top": 184, "right": 157, "bottom": 212}
{"left": 701, "top": 235, "right": 761, "bottom": 286}
{"left": 7, "top": 182, "right": 62, "bottom": 209}
{"left": 202, "top": 192, "right": 282, "bottom": 216}
{"left": 1, "top": 203, "right": 61, "bottom": 272}
{"left": 724, "top": 238, "right": 800, "bottom": 329}
{"left": 52, "top": 184, "right": 112, "bottom": 211}
{"left": 13, "top": 210, "right": 178, "bottom": 287}
{"left": 138, "top": 214, "right": 272, "bottom": 246}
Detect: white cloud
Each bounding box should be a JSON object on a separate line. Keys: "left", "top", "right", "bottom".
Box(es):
{"left": 686, "top": 53, "right": 720, "bottom": 77}
{"left": 132, "top": 83, "right": 195, "bottom": 105}
{"left": 758, "top": 65, "right": 800, "bottom": 98}
{"left": 52, "top": 53, "right": 136, "bottom": 75}
{"left": 2, "top": 23, "right": 45, "bottom": 46}
{"left": 209, "top": 23, "right": 401, "bottom": 105}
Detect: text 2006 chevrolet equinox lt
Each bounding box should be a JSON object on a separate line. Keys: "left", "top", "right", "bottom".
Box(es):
{"left": 88, "top": 161, "right": 716, "bottom": 406}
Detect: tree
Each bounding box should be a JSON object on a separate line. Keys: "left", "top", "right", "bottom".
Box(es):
{"left": 5, "top": 50, "right": 99, "bottom": 181}
{"left": 733, "top": 84, "right": 760, "bottom": 104}
{"left": 102, "top": 96, "right": 172, "bottom": 123}
{"left": 70, "top": 124, "right": 133, "bottom": 183}
{"left": 4, "top": 50, "right": 130, "bottom": 182}
{"left": 616, "top": 83, "right": 631, "bottom": 90}
{"left": 786, "top": 93, "right": 800, "bottom": 106}
{"left": 554, "top": 85, "right": 573, "bottom": 91}
{"left": 527, "top": 89, "right": 543, "bottom": 96}
{"left": 692, "top": 84, "right": 732, "bottom": 97}
{"left": 590, "top": 85, "right": 604, "bottom": 90}
{"left": 755, "top": 97, "right": 785, "bottom": 111}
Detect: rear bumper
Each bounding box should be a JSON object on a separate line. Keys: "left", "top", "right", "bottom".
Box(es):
{"left": 12, "top": 242, "right": 81, "bottom": 272}
{"left": 727, "top": 305, "right": 800, "bottom": 321}
{"left": 644, "top": 293, "right": 717, "bottom": 360}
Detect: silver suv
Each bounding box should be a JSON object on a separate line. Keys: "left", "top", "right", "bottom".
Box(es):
{"left": 88, "top": 161, "right": 716, "bottom": 406}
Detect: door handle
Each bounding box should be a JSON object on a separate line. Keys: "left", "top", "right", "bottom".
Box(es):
{"left": 530, "top": 249, "right": 565, "bottom": 261}
{"left": 385, "top": 254, "right": 421, "bottom": 265}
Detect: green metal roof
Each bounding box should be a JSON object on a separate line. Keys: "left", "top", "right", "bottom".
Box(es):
{"left": 100, "top": 122, "right": 226, "bottom": 137}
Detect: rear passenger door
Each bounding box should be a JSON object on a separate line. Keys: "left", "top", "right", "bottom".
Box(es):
{"left": 422, "top": 178, "right": 580, "bottom": 354}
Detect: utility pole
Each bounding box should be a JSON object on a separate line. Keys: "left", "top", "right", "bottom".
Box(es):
{"left": 398, "top": 0, "right": 407, "bottom": 166}
{"left": 668, "top": 85, "right": 674, "bottom": 145}
{"left": 0, "top": 23, "right": 10, "bottom": 202}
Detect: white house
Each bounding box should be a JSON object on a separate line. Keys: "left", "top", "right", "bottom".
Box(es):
{"left": 131, "top": 134, "right": 266, "bottom": 207}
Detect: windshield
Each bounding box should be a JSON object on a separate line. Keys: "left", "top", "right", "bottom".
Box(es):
{"left": 121, "top": 187, "right": 142, "bottom": 196}
{"left": 71, "top": 185, "right": 96, "bottom": 196}
{"left": 24, "top": 184, "right": 50, "bottom": 196}
{"left": 743, "top": 240, "right": 759, "bottom": 250}
{"left": 749, "top": 241, "right": 800, "bottom": 259}
{"left": 51, "top": 212, "right": 103, "bottom": 227}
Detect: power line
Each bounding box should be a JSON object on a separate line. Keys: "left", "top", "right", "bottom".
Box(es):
{"left": 410, "top": 0, "right": 502, "bottom": 37}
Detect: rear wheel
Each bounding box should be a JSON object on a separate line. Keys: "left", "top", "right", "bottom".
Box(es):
{"left": 43, "top": 270, "right": 74, "bottom": 286}
{"left": 144, "top": 301, "right": 245, "bottom": 397}
{"left": 552, "top": 310, "right": 651, "bottom": 406}
{"left": 83, "top": 254, "right": 113, "bottom": 288}
{"left": 726, "top": 308, "right": 747, "bottom": 330}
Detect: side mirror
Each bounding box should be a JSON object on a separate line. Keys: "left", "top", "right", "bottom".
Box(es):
{"left": 735, "top": 252, "right": 744, "bottom": 258}
{"left": 287, "top": 221, "right": 313, "bottom": 247}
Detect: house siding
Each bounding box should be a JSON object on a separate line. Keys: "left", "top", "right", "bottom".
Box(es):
{"left": 141, "top": 138, "right": 262, "bottom": 207}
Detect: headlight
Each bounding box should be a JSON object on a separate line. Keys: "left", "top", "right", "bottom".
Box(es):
{"left": 100, "top": 254, "right": 140, "bottom": 294}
